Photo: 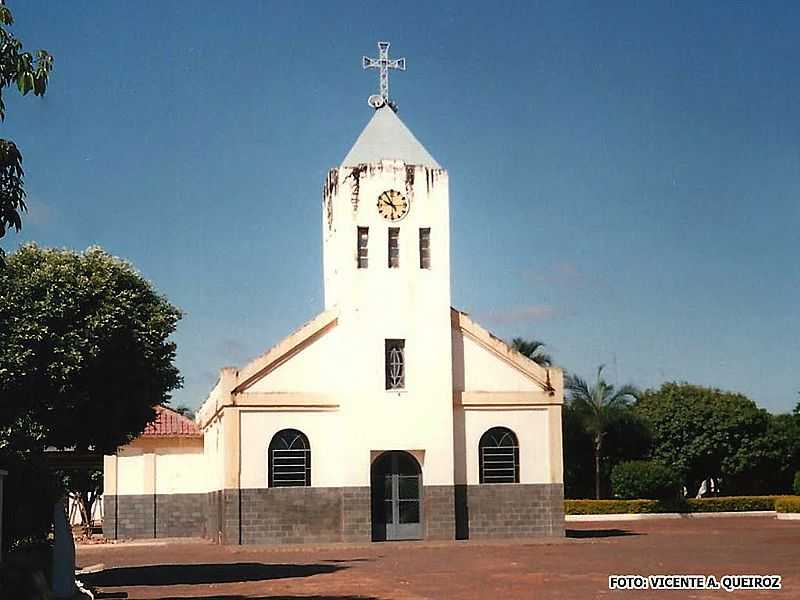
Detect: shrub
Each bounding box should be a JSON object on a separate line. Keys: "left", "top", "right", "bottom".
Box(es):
{"left": 775, "top": 497, "right": 800, "bottom": 513}
{"left": 793, "top": 471, "right": 800, "bottom": 495}
{"left": 565, "top": 496, "right": 785, "bottom": 515}
{"left": 686, "top": 496, "right": 777, "bottom": 512}
{"left": 611, "top": 460, "right": 681, "bottom": 500}
{"left": 564, "top": 499, "right": 685, "bottom": 515}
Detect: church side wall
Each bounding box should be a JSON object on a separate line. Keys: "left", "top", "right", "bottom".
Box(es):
{"left": 450, "top": 325, "right": 565, "bottom": 539}
{"left": 461, "top": 408, "right": 554, "bottom": 485}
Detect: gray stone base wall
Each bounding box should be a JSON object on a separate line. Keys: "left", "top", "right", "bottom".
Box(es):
{"left": 222, "top": 489, "right": 241, "bottom": 544}
{"left": 341, "top": 487, "right": 372, "bottom": 542}
{"left": 107, "top": 483, "right": 564, "bottom": 543}
{"left": 104, "top": 494, "right": 204, "bottom": 540}
{"left": 103, "top": 495, "right": 117, "bottom": 540}
{"left": 113, "top": 495, "right": 154, "bottom": 539}
{"left": 155, "top": 494, "right": 205, "bottom": 538}
{"left": 205, "top": 491, "right": 221, "bottom": 543}
{"left": 239, "top": 487, "right": 371, "bottom": 545}
{"left": 424, "top": 485, "right": 456, "bottom": 540}
{"left": 456, "top": 483, "right": 564, "bottom": 539}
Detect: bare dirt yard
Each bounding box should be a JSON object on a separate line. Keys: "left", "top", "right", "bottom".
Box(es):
{"left": 76, "top": 517, "right": 800, "bottom": 599}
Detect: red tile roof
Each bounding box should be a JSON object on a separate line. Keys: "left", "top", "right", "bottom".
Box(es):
{"left": 141, "top": 405, "right": 201, "bottom": 437}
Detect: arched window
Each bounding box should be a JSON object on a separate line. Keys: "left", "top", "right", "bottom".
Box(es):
{"left": 479, "top": 427, "right": 519, "bottom": 484}
{"left": 268, "top": 429, "right": 311, "bottom": 487}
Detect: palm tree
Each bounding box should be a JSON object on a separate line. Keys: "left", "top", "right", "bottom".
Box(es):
{"left": 511, "top": 337, "right": 552, "bottom": 367}
{"left": 566, "top": 365, "right": 639, "bottom": 499}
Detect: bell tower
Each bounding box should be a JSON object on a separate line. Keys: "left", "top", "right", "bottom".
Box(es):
{"left": 319, "top": 45, "right": 455, "bottom": 488}
{"left": 322, "top": 107, "right": 451, "bottom": 316}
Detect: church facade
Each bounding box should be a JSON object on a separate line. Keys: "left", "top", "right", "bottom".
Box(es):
{"left": 104, "top": 66, "right": 564, "bottom": 544}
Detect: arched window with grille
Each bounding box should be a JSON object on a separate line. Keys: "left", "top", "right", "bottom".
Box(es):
{"left": 479, "top": 427, "right": 520, "bottom": 484}
{"left": 268, "top": 429, "right": 311, "bottom": 487}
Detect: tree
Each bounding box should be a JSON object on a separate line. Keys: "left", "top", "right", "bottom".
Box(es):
{"left": 0, "top": 2, "right": 54, "bottom": 262}
{"left": 511, "top": 337, "right": 552, "bottom": 367}
{"left": 751, "top": 411, "right": 800, "bottom": 494}
{"left": 565, "top": 366, "right": 639, "bottom": 499}
{"left": 0, "top": 244, "right": 183, "bottom": 455}
{"left": 635, "top": 383, "right": 772, "bottom": 495}
{"left": 562, "top": 403, "right": 652, "bottom": 498}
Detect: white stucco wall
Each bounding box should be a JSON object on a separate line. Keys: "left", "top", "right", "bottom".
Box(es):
{"left": 155, "top": 449, "right": 206, "bottom": 494}
{"left": 203, "top": 417, "right": 224, "bottom": 492}
{"left": 456, "top": 333, "right": 541, "bottom": 392}
{"left": 115, "top": 448, "right": 146, "bottom": 495}
{"left": 108, "top": 437, "right": 205, "bottom": 496}
{"left": 246, "top": 326, "right": 345, "bottom": 393}
{"left": 455, "top": 407, "right": 553, "bottom": 485}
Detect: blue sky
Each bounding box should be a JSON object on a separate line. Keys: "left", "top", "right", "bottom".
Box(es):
{"left": 4, "top": 1, "right": 798, "bottom": 413}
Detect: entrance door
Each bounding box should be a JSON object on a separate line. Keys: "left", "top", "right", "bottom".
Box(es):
{"left": 371, "top": 451, "right": 423, "bottom": 541}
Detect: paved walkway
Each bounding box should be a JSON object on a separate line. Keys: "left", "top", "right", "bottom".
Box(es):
{"left": 77, "top": 517, "right": 800, "bottom": 599}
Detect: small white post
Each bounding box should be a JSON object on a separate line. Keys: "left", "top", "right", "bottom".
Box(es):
{"left": 0, "top": 469, "right": 7, "bottom": 563}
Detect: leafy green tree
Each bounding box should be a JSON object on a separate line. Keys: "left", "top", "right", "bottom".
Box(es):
{"left": 562, "top": 402, "right": 594, "bottom": 498}
{"left": 635, "top": 383, "right": 772, "bottom": 495}
{"left": 748, "top": 411, "right": 800, "bottom": 494}
{"left": 0, "top": 2, "right": 54, "bottom": 261}
{"left": 511, "top": 337, "right": 552, "bottom": 367}
{"left": 0, "top": 244, "right": 183, "bottom": 455}
{"left": 566, "top": 366, "right": 639, "bottom": 499}
{"left": 562, "top": 403, "right": 652, "bottom": 498}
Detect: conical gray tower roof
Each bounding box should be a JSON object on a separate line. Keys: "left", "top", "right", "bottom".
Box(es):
{"left": 341, "top": 107, "right": 440, "bottom": 168}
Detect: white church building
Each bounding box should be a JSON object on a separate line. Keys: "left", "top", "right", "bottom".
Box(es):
{"left": 104, "top": 44, "right": 564, "bottom": 544}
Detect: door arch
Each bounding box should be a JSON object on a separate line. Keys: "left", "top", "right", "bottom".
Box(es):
{"left": 370, "top": 451, "right": 423, "bottom": 541}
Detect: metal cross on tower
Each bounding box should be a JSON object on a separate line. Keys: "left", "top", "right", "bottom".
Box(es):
{"left": 362, "top": 41, "right": 405, "bottom": 110}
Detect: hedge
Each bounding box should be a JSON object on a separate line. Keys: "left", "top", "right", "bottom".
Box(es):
{"left": 565, "top": 496, "right": 790, "bottom": 515}
{"left": 565, "top": 499, "right": 680, "bottom": 515}
{"left": 775, "top": 497, "right": 800, "bottom": 513}
{"left": 685, "top": 496, "right": 778, "bottom": 513}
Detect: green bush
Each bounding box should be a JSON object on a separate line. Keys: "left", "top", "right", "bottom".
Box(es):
{"left": 611, "top": 460, "right": 681, "bottom": 500}
{"left": 793, "top": 471, "right": 800, "bottom": 495}
{"left": 775, "top": 497, "right": 800, "bottom": 513}
{"left": 564, "top": 499, "right": 684, "bottom": 515}
{"left": 686, "top": 496, "right": 778, "bottom": 512}
{"left": 565, "top": 496, "right": 785, "bottom": 515}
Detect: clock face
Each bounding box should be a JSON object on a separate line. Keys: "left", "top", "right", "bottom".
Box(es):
{"left": 377, "top": 190, "right": 409, "bottom": 221}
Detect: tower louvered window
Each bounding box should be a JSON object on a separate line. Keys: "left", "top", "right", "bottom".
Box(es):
{"left": 357, "top": 227, "right": 369, "bottom": 268}
{"left": 268, "top": 429, "right": 311, "bottom": 487}
{"left": 388, "top": 227, "right": 400, "bottom": 268}
{"left": 479, "top": 427, "right": 519, "bottom": 484}
{"left": 385, "top": 339, "right": 405, "bottom": 390}
{"left": 419, "top": 228, "right": 431, "bottom": 269}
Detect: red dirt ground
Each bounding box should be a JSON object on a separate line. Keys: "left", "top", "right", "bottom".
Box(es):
{"left": 76, "top": 517, "right": 800, "bottom": 599}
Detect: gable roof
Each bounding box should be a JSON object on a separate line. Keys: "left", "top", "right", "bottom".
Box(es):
{"left": 232, "top": 308, "right": 339, "bottom": 394}
{"left": 450, "top": 307, "right": 555, "bottom": 392}
{"left": 142, "top": 405, "right": 201, "bottom": 437}
{"left": 341, "top": 107, "right": 441, "bottom": 168}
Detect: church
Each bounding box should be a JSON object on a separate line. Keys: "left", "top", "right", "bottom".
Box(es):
{"left": 103, "top": 43, "right": 565, "bottom": 545}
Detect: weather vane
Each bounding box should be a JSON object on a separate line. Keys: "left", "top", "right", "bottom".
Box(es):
{"left": 362, "top": 41, "right": 405, "bottom": 111}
